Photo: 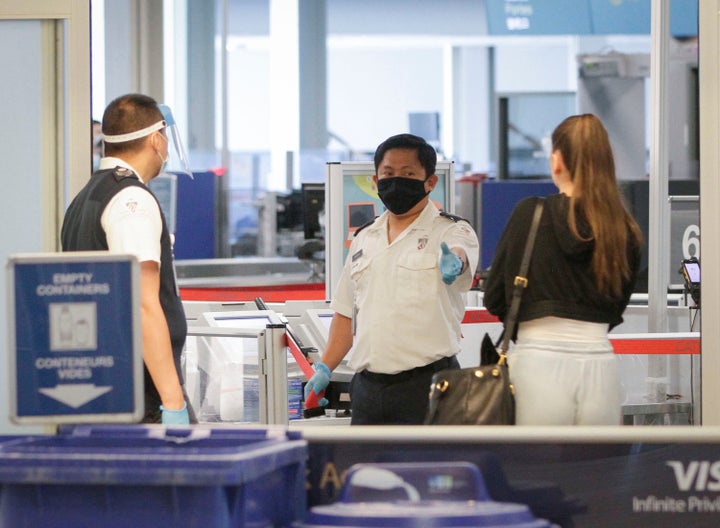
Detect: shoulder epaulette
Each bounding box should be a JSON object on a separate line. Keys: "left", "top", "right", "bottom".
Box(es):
{"left": 112, "top": 166, "right": 138, "bottom": 182}
{"left": 353, "top": 217, "right": 378, "bottom": 237}
{"left": 439, "top": 211, "right": 470, "bottom": 224}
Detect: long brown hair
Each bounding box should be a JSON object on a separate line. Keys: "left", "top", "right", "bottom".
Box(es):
{"left": 551, "top": 114, "right": 643, "bottom": 298}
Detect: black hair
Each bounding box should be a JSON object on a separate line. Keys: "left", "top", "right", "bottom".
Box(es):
{"left": 373, "top": 133, "right": 436, "bottom": 178}
{"left": 101, "top": 93, "right": 163, "bottom": 156}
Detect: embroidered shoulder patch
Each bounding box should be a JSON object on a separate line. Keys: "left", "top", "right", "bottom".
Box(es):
{"left": 125, "top": 199, "right": 138, "bottom": 213}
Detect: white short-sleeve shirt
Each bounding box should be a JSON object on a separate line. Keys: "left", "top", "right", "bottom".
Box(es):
{"left": 98, "top": 157, "right": 162, "bottom": 264}
{"left": 331, "top": 201, "right": 479, "bottom": 374}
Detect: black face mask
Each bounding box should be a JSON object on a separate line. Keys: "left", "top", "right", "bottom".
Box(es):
{"left": 377, "top": 177, "right": 428, "bottom": 215}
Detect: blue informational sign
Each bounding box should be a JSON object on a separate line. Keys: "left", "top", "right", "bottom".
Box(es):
{"left": 591, "top": 0, "right": 698, "bottom": 37}
{"left": 8, "top": 253, "right": 143, "bottom": 424}
{"left": 589, "top": 0, "right": 651, "bottom": 35}
{"left": 485, "top": 0, "right": 593, "bottom": 36}
{"left": 486, "top": 0, "right": 698, "bottom": 37}
{"left": 670, "top": 0, "right": 698, "bottom": 38}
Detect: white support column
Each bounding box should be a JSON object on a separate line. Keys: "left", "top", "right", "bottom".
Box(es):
{"left": 269, "top": 0, "right": 326, "bottom": 191}
{"left": 447, "top": 45, "right": 491, "bottom": 173}
{"left": 648, "top": 0, "right": 670, "bottom": 333}
{"left": 101, "top": 0, "right": 164, "bottom": 102}
{"left": 699, "top": 0, "right": 720, "bottom": 425}
{"left": 91, "top": 0, "right": 106, "bottom": 118}
{"left": 137, "top": 0, "right": 164, "bottom": 98}
{"left": 186, "top": 0, "right": 215, "bottom": 156}
{"left": 442, "top": 45, "right": 455, "bottom": 160}
{"left": 102, "top": 0, "right": 136, "bottom": 100}
{"left": 298, "top": 1, "right": 327, "bottom": 155}
{"left": 163, "top": 0, "right": 188, "bottom": 132}
{"left": 646, "top": 0, "right": 671, "bottom": 393}
{"left": 269, "top": 1, "right": 300, "bottom": 192}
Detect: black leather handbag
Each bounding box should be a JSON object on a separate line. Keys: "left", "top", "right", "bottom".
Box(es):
{"left": 425, "top": 200, "right": 544, "bottom": 425}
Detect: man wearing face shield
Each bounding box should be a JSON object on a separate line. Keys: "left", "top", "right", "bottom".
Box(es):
{"left": 61, "top": 93, "right": 194, "bottom": 424}
{"left": 304, "top": 133, "right": 480, "bottom": 424}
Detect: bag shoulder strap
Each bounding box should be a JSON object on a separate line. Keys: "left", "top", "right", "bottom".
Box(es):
{"left": 499, "top": 198, "right": 544, "bottom": 356}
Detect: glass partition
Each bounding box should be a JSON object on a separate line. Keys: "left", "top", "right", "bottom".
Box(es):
{"left": 185, "top": 318, "right": 304, "bottom": 424}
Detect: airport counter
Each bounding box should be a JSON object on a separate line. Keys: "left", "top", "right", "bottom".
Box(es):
{"left": 1, "top": 424, "right": 719, "bottom": 527}
{"left": 299, "top": 425, "right": 720, "bottom": 528}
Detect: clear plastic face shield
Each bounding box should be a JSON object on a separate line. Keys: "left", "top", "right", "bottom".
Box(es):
{"left": 157, "top": 104, "right": 193, "bottom": 179}
{"left": 101, "top": 104, "right": 193, "bottom": 179}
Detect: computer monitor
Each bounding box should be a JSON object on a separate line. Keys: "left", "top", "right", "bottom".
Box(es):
{"left": 305, "top": 308, "right": 334, "bottom": 342}
{"left": 197, "top": 310, "right": 284, "bottom": 374}
{"left": 201, "top": 310, "right": 304, "bottom": 376}
{"left": 301, "top": 183, "right": 325, "bottom": 240}
{"left": 345, "top": 202, "right": 376, "bottom": 248}
{"left": 202, "top": 310, "right": 283, "bottom": 330}
{"left": 147, "top": 173, "right": 177, "bottom": 233}
{"left": 409, "top": 112, "right": 440, "bottom": 149}
{"left": 276, "top": 190, "right": 304, "bottom": 231}
{"left": 303, "top": 309, "right": 355, "bottom": 380}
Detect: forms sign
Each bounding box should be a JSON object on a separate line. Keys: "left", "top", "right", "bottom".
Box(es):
{"left": 8, "top": 253, "right": 143, "bottom": 424}
{"left": 484, "top": 0, "right": 697, "bottom": 37}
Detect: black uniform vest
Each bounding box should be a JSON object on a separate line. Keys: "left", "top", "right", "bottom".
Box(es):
{"left": 61, "top": 168, "right": 187, "bottom": 420}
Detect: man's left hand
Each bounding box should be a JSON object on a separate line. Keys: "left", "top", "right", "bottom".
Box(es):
{"left": 160, "top": 401, "right": 190, "bottom": 425}
{"left": 439, "top": 242, "right": 463, "bottom": 285}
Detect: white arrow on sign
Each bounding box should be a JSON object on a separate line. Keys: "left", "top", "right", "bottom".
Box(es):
{"left": 39, "top": 384, "right": 113, "bottom": 409}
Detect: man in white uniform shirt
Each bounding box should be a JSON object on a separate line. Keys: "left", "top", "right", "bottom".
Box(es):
{"left": 304, "top": 134, "right": 479, "bottom": 424}
{"left": 61, "top": 93, "right": 192, "bottom": 424}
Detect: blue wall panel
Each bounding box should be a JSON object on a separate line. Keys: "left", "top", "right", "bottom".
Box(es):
{"left": 175, "top": 171, "right": 217, "bottom": 260}
{"left": 481, "top": 180, "right": 557, "bottom": 269}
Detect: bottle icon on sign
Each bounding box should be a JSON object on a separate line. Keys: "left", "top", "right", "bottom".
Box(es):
{"left": 59, "top": 305, "right": 73, "bottom": 344}
{"left": 75, "top": 319, "right": 90, "bottom": 346}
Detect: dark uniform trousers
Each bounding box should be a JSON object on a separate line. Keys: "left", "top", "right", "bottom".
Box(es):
{"left": 349, "top": 355, "right": 459, "bottom": 425}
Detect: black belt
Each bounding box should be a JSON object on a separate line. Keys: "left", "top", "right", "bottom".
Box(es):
{"left": 359, "top": 356, "right": 455, "bottom": 384}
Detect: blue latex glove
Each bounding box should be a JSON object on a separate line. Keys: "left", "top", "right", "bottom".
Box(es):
{"left": 160, "top": 401, "right": 189, "bottom": 425}
{"left": 439, "top": 242, "right": 463, "bottom": 285}
{"left": 304, "top": 361, "right": 331, "bottom": 407}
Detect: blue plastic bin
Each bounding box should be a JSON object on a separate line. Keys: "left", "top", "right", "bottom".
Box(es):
{"left": 302, "top": 462, "right": 555, "bottom": 527}
{"left": 0, "top": 426, "right": 307, "bottom": 528}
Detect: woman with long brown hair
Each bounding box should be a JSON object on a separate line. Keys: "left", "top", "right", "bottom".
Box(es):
{"left": 484, "top": 114, "right": 643, "bottom": 425}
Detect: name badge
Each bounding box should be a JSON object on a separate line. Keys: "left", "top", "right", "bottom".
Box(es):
{"left": 352, "top": 249, "right": 363, "bottom": 262}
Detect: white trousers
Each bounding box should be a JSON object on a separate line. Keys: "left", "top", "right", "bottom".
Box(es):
{"left": 509, "top": 317, "right": 623, "bottom": 426}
